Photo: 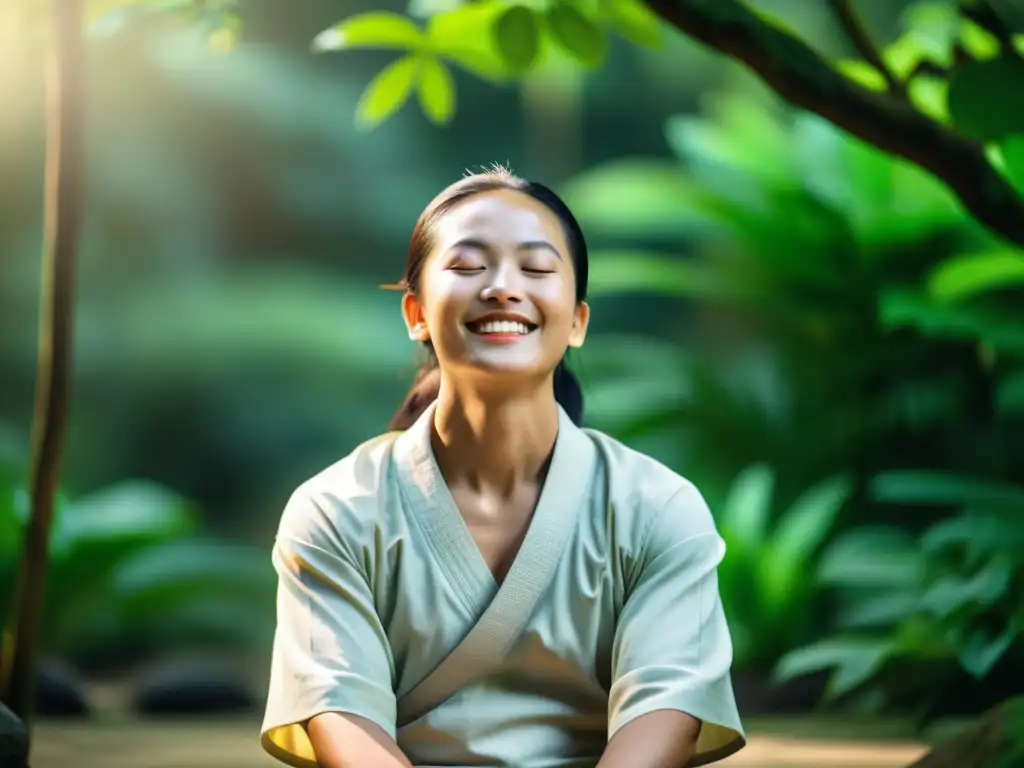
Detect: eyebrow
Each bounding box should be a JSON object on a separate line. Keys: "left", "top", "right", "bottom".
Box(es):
{"left": 450, "top": 237, "right": 563, "bottom": 260}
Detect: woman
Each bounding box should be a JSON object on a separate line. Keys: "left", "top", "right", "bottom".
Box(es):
{"left": 260, "top": 167, "right": 745, "bottom": 768}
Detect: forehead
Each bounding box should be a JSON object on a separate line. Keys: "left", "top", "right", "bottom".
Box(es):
{"left": 432, "top": 189, "right": 568, "bottom": 249}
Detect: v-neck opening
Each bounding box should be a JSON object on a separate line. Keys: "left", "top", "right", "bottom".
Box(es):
{"left": 392, "top": 401, "right": 587, "bottom": 620}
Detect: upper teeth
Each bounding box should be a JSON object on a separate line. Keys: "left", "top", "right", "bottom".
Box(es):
{"left": 475, "top": 321, "right": 531, "bottom": 335}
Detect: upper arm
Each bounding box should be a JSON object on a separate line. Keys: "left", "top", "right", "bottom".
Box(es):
{"left": 608, "top": 482, "right": 745, "bottom": 765}
{"left": 260, "top": 489, "right": 398, "bottom": 768}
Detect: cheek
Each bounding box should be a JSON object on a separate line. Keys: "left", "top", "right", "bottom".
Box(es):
{"left": 536, "top": 280, "right": 577, "bottom": 325}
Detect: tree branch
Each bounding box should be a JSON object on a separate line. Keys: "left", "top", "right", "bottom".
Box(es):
{"left": 828, "top": 0, "right": 904, "bottom": 96}
{"left": 643, "top": 0, "right": 1024, "bottom": 247}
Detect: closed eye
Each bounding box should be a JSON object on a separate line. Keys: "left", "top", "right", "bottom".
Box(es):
{"left": 524, "top": 268, "right": 556, "bottom": 274}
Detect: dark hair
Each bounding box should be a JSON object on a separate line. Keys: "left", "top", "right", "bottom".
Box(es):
{"left": 386, "top": 166, "right": 589, "bottom": 431}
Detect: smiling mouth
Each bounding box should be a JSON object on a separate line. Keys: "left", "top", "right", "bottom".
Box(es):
{"left": 465, "top": 319, "right": 538, "bottom": 336}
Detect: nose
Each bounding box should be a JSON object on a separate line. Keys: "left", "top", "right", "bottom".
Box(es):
{"left": 479, "top": 264, "right": 524, "bottom": 304}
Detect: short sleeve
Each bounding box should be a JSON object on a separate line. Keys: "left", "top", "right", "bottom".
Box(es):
{"left": 608, "top": 483, "right": 745, "bottom": 766}
{"left": 260, "top": 490, "right": 397, "bottom": 768}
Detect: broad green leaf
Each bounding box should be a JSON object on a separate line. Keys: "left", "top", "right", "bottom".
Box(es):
{"left": 758, "top": 475, "right": 851, "bottom": 623}
{"left": 493, "top": 5, "right": 540, "bottom": 74}
{"left": 766, "top": 474, "right": 851, "bottom": 571}
{"left": 718, "top": 464, "right": 774, "bottom": 553}
{"left": 927, "top": 251, "right": 1024, "bottom": 302}
{"left": 999, "top": 134, "right": 1024, "bottom": 196}
{"left": 427, "top": 3, "right": 509, "bottom": 82}
{"left": 313, "top": 12, "right": 424, "bottom": 53}
{"left": 587, "top": 252, "right": 764, "bottom": 303}
{"left": 921, "top": 513, "right": 1024, "bottom": 558}
{"left": 355, "top": 55, "right": 421, "bottom": 129}
{"left": 817, "top": 528, "right": 924, "bottom": 588}
{"left": 110, "top": 538, "right": 274, "bottom": 612}
{"left": 545, "top": 2, "right": 607, "bottom": 68}
{"left": 599, "top": 0, "right": 662, "bottom": 49}
{"left": 957, "top": 626, "right": 1017, "bottom": 679}
{"left": 774, "top": 638, "right": 892, "bottom": 699}
{"left": 870, "top": 471, "right": 1024, "bottom": 507}
{"left": 921, "top": 559, "right": 1013, "bottom": 615}
{"left": 563, "top": 161, "right": 709, "bottom": 240}
{"left": 835, "top": 590, "right": 921, "bottom": 629}
{"left": 948, "top": 56, "right": 1024, "bottom": 141}
{"left": 53, "top": 481, "right": 196, "bottom": 552}
{"left": 417, "top": 56, "right": 456, "bottom": 124}
{"left": 879, "top": 290, "right": 1024, "bottom": 351}
{"left": 836, "top": 60, "right": 888, "bottom": 92}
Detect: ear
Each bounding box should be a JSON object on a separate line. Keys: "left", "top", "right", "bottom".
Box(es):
{"left": 567, "top": 301, "right": 589, "bottom": 349}
{"left": 402, "top": 292, "right": 430, "bottom": 342}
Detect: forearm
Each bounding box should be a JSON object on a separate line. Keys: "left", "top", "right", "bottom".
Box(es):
{"left": 597, "top": 710, "right": 701, "bottom": 768}
{"left": 307, "top": 712, "right": 414, "bottom": 768}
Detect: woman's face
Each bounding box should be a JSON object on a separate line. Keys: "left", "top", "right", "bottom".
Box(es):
{"left": 402, "top": 189, "right": 589, "bottom": 385}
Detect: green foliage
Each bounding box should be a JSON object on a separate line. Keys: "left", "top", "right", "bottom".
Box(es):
{"left": 572, "top": 83, "right": 1023, "bottom": 493}
{"left": 0, "top": 473, "right": 272, "bottom": 667}
{"left": 775, "top": 471, "right": 1023, "bottom": 704}
{"left": 309, "top": 0, "right": 663, "bottom": 126}
{"left": 568, "top": 75, "right": 1024, "bottom": 698}
{"left": 714, "top": 465, "right": 852, "bottom": 669}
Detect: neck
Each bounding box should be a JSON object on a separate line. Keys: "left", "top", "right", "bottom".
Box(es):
{"left": 431, "top": 377, "right": 560, "bottom": 496}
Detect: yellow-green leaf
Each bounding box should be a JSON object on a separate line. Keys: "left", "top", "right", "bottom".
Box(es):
{"left": 928, "top": 251, "right": 1024, "bottom": 303}
{"left": 599, "top": 0, "right": 662, "bottom": 49}
{"left": 836, "top": 60, "right": 888, "bottom": 92}
{"left": 427, "top": 2, "right": 509, "bottom": 82}
{"left": 883, "top": 34, "right": 927, "bottom": 79}
{"left": 355, "top": 55, "right": 420, "bottom": 129}
{"left": 313, "top": 12, "right": 424, "bottom": 53}
{"left": 908, "top": 76, "right": 949, "bottom": 123}
{"left": 546, "top": 2, "right": 607, "bottom": 68}
{"left": 417, "top": 56, "right": 456, "bottom": 124}
{"left": 493, "top": 5, "right": 540, "bottom": 74}
{"left": 960, "top": 20, "right": 1001, "bottom": 61}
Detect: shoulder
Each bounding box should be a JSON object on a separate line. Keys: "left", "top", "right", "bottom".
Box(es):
{"left": 277, "top": 431, "right": 401, "bottom": 556}
{"left": 584, "top": 427, "right": 718, "bottom": 545}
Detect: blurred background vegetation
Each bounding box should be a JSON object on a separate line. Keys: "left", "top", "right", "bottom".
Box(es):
{"left": 1, "top": 0, "right": 1022, "bottom": 762}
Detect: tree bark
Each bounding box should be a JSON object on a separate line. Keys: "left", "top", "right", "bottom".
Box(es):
{"left": 643, "top": 0, "right": 1024, "bottom": 247}
{"left": 1, "top": 0, "right": 84, "bottom": 732}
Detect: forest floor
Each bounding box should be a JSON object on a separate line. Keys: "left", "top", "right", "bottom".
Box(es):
{"left": 31, "top": 718, "right": 933, "bottom": 768}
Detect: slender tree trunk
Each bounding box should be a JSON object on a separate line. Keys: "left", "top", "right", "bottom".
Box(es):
{"left": 1, "top": 0, "right": 84, "bottom": 731}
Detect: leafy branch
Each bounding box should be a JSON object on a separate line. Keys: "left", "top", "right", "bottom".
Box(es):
{"left": 294, "top": 0, "right": 1024, "bottom": 247}
{"left": 642, "top": 0, "right": 1024, "bottom": 246}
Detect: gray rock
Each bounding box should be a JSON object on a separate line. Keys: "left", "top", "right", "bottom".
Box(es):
{"left": 0, "top": 701, "right": 28, "bottom": 768}
{"left": 36, "top": 661, "right": 89, "bottom": 717}
{"left": 131, "top": 661, "right": 256, "bottom": 715}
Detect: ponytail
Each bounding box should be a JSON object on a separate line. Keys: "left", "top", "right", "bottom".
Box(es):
{"left": 553, "top": 360, "right": 584, "bottom": 426}
{"left": 387, "top": 355, "right": 585, "bottom": 431}
{"left": 388, "top": 356, "right": 441, "bottom": 431}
